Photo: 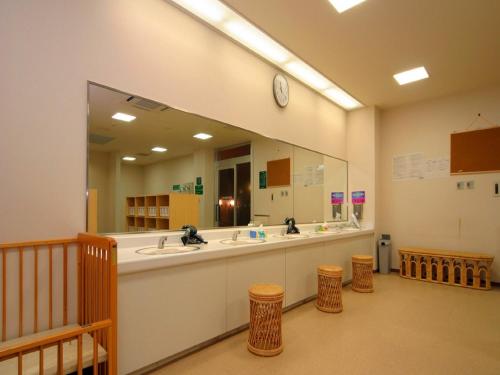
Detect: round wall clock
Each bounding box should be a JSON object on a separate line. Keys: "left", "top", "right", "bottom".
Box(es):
{"left": 273, "top": 73, "right": 289, "bottom": 108}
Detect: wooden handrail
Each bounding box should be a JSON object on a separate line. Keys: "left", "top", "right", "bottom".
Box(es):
{"left": 0, "top": 320, "right": 112, "bottom": 360}
{"left": 0, "top": 238, "right": 77, "bottom": 250}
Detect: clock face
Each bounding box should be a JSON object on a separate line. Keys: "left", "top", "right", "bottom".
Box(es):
{"left": 273, "top": 74, "right": 289, "bottom": 108}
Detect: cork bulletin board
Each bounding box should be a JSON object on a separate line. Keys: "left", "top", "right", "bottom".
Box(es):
{"left": 267, "top": 157, "right": 291, "bottom": 187}
{"left": 450, "top": 126, "right": 500, "bottom": 174}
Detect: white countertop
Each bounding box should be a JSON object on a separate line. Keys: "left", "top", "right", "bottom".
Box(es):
{"left": 114, "top": 224, "right": 374, "bottom": 275}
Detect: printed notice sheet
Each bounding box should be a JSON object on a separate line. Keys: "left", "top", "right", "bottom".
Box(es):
{"left": 392, "top": 153, "right": 424, "bottom": 180}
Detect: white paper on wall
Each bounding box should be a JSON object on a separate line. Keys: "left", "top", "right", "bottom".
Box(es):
{"left": 423, "top": 157, "right": 450, "bottom": 179}
{"left": 392, "top": 153, "right": 424, "bottom": 180}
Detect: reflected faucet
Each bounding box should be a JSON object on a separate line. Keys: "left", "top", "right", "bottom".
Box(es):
{"left": 232, "top": 230, "right": 241, "bottom": 241}
{"left": 158, "top": 236, "right": 168, "bottom": 249}
{"left": 284, "top": 217, "right": 300, "bottom": 234}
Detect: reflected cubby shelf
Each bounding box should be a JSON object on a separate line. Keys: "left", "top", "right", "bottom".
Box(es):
{"left": 126, "top": 192, "right": 199, "bottom": 232}
{"left": 399, "top": 247, "right": 494, "bottom": 290}
{"left": 126, "top": 194, "right": 170, "bottom": 232}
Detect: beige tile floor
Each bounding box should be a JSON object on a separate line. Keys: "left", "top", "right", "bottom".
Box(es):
{"left": 151, "top": 274, "right": 500, "bottom": 375}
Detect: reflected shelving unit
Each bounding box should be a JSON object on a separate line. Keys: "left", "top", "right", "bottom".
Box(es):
{"left": 126, "top": 192, "right": 199, "bottom": 232}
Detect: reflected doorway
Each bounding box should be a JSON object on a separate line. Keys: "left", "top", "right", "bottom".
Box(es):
{"left": 215, "top": 144, "right": 251, "bottom": 227}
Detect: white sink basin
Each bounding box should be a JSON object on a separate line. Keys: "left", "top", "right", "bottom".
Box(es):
{"left": 309, "top": 231, "right": 334, "bottom": 235}
{"left": 340, "top": 227, "right": 361, "bottom": 232}
{"left": 272, "top": 233, "right": 310, "bottom": 240}
{"left": 135, "top": 245, "right": 200, "bottom": 255}
{"left": 220, "top": 238, "right": 266, "bottom": 246}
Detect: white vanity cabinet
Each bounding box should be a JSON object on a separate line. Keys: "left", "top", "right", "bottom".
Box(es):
{"left": 285, "top": 242, "right": 324, "bottom": 306}
{"left": 117, "top": 230, "right": 375, "bottom": 374}
{"left": 324, "top": 234, "right": 374, "bottom": 282}
{"left": 118, "top": 259, "right": 227, "bottom": 374}
{"left": 226, "top": 249, "right": 285, "bottom": 331}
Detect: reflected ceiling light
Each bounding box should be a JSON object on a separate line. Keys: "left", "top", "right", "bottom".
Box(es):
{"left": 393, "top": 66, "right": 429, "bottom": 85}
{"left": 167, "top": 0, "right": 362, "bottom": 110}
{"left": 112, "top": 112, "right": 136, "bottom": 122}
{"left": 122, "top": 156, "right": 136, "bottom": 161}
{"left": 328, "top": 0, "right": 366, "bottom": 13}
{"left": 193, "top": 133, "right": 213, "bottom": 140}
{"left": 151, "top": 146, "right": 168, "bottom": 152}
{"left": 224, "top": 20, "right": 289, "bottom": 63}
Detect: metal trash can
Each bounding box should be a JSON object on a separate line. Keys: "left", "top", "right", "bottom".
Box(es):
{"left": 378, "top": 234, "right": 391, "bottom": 274}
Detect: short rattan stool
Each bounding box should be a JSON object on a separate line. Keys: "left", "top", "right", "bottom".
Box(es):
{"left": 248, "top": 283, "right": 284, "bottom": 357}
{"left": 352, "top": 255, "right": 374, "bottom": 293}
{"left": 316, "top": 265, "right": 343, "bottom": 313}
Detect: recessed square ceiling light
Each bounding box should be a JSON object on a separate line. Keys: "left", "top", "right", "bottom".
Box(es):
{"left": 112, "top": 112, "right": 136, "bottom": 122}
{"left": 328, "top": 0, "right": 366, "bottom": 13}
{"left": 151, "top": 146, "right": 168, "bottom": 152}
{"left": 193, "top": 133, "right": 213, "bottom": 140}
{"left": 393, "top": 66, "right": 429, "bottom": 85}
{"left": 122, "top": 156, "right": 136, "bottom": 161}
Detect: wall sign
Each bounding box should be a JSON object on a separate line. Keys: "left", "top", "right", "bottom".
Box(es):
{"left": 259, "top": 171, "right": 267, "bottom": 189}
{"left": 331, "top": 192, "right": 344, "bottom": 205}
{"left": 351, "top": 191, "right": 365, "bottom": 204}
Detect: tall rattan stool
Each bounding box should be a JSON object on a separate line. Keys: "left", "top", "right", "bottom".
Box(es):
{"left": 352, "top": 255, "right": 374, "bottom": 292}
{"left": 316, "top": 265, "right": 343, "bottom": 313}
{"left": 248, "top": 284, "right": 284, "bottom": 356}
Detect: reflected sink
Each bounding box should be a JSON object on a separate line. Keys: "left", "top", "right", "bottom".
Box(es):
{"left": 220, "top": 238, "right": 266, "bottom": 246}
{"left": 135, "top": 245, "right": 200, "bottom": 255}
{"left": 272, "top": 233, "right": 310, "bottom": 240}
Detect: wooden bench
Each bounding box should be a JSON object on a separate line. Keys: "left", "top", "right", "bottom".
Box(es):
{"left": 399, "top": 247, "right": 494, "bottom": 290}
{"left": 0, "top": 233, "right": 117, "bottom": 374}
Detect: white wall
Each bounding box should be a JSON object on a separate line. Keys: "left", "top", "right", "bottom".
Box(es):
{"left": 378, "top": 86, "right": 500, "bottom": 280}
{"left": 143, "top": 155, "right": 194, "bottom": 195}
{"left": 0, "top": 0, "right": 347, "bottom": 242}
{"left": 88, "top": 150, "right": 113, "bottom": 233}
{"left": 347, "top": 106, "right": 379, "bottom": 226}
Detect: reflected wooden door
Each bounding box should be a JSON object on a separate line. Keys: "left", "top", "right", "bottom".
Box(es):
{"left": 218, "top": 168, "right": 235, "bottom": 227}
{"left": 236, "top": 162, "right": 251, "bottom": 226}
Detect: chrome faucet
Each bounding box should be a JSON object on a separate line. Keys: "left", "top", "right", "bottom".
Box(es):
{"left": 232, "top": 230, "right": 241, "bottom": 241}
{"left": 158, "top": 236, "right": 168, "bottom": 249}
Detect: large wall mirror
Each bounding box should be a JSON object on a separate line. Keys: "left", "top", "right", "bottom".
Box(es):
{"left": 87, "top": 83, "right": 348, "bottom": 234}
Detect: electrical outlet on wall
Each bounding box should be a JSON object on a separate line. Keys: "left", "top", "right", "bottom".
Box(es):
{"left": 466, "top": 181, "right": 475, "bottom": 189}
{"left": 457, "top": 181, "right": 465, "bottom": 190}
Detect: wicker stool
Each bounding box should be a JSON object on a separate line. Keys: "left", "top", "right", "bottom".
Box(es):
{"left": 248, "top": 284, "right": 284, "bottom": 357}
{"left": 352, "top": 255, "right": 374, "bottom": 292}
{"left": 316, "top": 265, "right": 343, "bottom": 313}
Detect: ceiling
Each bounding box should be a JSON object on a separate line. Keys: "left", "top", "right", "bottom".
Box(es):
{"left": 88, "top": 84, "right": 262, "bottom": 165}
{"left": 223, "top": 0, "right": 500, "bottom": 108}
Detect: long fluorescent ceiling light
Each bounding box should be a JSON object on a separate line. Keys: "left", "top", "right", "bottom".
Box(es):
{"left": 169, "top": 0, "right": 362, "bottom": 110}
